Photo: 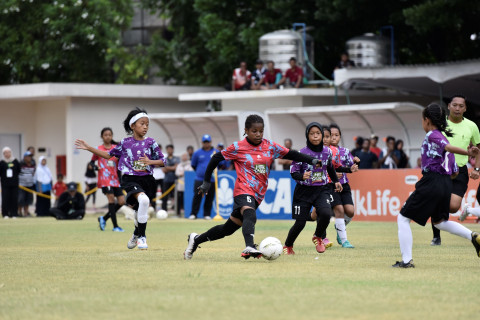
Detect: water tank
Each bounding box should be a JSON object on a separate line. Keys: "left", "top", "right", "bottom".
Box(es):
{"left": 259, "top": 30, "right": 314, "bottom": 79}
{"left": 346, "top": 33, "right": 390, "bottom": 67}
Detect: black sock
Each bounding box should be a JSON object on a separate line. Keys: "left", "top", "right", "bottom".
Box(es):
{"left": 109, "top": 203, "right": 119, "bottom": 228}
{"left": 195, "top": 219, "right": 240, "bottom": 245}
{"left": 432, "top": 223, "right": 441, "bottom": 239}
{"left": 242, "top": 208, "right": 257, "bottom": 248}
{"left": 285, "top": 220, "right": 307, "bottom": 247}
{"left": 133, "top": 226, "right": 139, "bottom": 236}
{"left": 314, "top": 207, "right": 331, "bottom": 238}
{"left": 138, "top": 222, "right": 147, "bottom": 237}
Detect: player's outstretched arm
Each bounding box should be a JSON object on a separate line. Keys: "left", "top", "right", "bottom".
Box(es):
{"left": 197, "top": 153, "right": 225, "bottom": 196}
{"left": 75, "top": 139, "right": 111, "bottom": 159}
{"left": 445, "top": 144, "right": 479, "bottom": 157}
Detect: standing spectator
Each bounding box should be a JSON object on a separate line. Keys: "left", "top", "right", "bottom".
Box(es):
{"left": 230, "top": 61, "right": 251, "bottom": 91}
{"left": 277, "top": 138, "right": 296, "bottom": 170}
{"left": 190, "top": 134, "right": 218, "bottom": 219}
{"left": 395, "top": 139, "right": 410, "bottom": 168}
{"left": 34, "top": 156, "right": 53, "bottom": 216}
{"left": 351, "top": 137, "right": 364, "bottom": 158}
{"left": 356, "top": 139, "right": 378, "bottom": 169}
{"left": 278, "top": 57, "right": 303, "bottom": 88}
{"left": 162, "top": 144, "right": 180, "bottom": 212}
{"left": 84, "top": 162, "right": 97, "bottom": 211}
{"left": 0, "top": 147, "right": 20, "bottom": 218}
{"left": 52, "top": 174, "right": 67, "bottom": 207}
{"left": 217, "top": 143, "right": 231, "bottom": 170}
{"left": 27, "top": 146, "right": 36, "bottom": 167}
{"left": 175, "top": 153, "right": 193, "bottom": 217}
{"left": 259, "top": 60, "right": 282, "bottom": 89}
{"left": 250, "top": 60, "right": 266, "bottom": 90}
{"left": 378, "top": 136, "right": 398, "bottom": 169}
{"left": 49, "top": 182, "right": 85, "bottom": 220}
{"left": 18, "top": 151, "right": 36, "bottom": 217}
{"left": 186, "top": 145, "right": 194, "bottom": 160}
{"left": 369, "top": 135, "right": 382, "bottom": 158}
{"left": 334, "top": 52, "right": 356, "bottom": 70}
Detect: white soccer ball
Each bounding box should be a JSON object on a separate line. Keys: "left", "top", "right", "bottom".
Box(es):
{"left": 259, "top": 237, "right": 283, "bottom": 261}
{"left": 156, "top": 209, "right": 168, "bottom": 220}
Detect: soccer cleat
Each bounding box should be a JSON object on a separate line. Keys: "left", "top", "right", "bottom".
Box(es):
{"left": 137, "top": 236, "right": 148, "bottom": 250}
{"left": 112, "top": 227, "right": 124, "bottom": 232}
{"left": 188, "top": 215, "right": 196, "bottom": 220}
{"left": 336, "top": 232, "right": 342, "bottom": 245}
{"left": 312, "top": 236, "right": 326, "bottom": 253}
{"left": 459, "top": 204, "right": 471, "bottom": 222}
{"left": 98, "top": 216, "right": 106, "bottom": 231}
{"left": 341, "top": 240, "right": 355, "bottom": 248}
{"left": 323, "top": 237, "right": 333, "bottom": 249}
{"left": 283, "top": 246, "right": 295, "bottom": 255}
{"left": 127, "top": 234, "right": 139, "bottom": 249}
{"left": 430, "top": 237, "right": 441, "bottom": 246}
{"left": 184, "top": 233, "right": 199, "bottom": 260}
{"left": 392, "top": 260, "right": 415, "bottom": 268}
{"left": 472, "top": 232, "right": 480, "bottom": 257}
{"left": 241, "top": 246, "right": 262, "bottom": 259}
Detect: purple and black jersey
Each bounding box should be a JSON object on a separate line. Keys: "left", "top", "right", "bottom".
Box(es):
{"left": 421, "top": 130, "right": 458, "bottom": 175}
{"left": 291, "top": 146, "right": 333, "bottom": 187}
{"left": 332, "top": 146, "right": 354, "bottom": 184}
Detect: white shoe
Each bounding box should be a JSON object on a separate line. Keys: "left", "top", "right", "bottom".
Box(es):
{"left": 3, "top": 216, "right": 9, "bottom": 219}
{"left": 460, "top": 204, "right": 470, "bottom": 222}
{"left": 204, "top": 216, "right": 212, "bottom": 220}
{"left": 184, "top": 233, "right": 198, "bottom": 260}
{"left": 137, "top": 236, "right": 148, "bottom": 250}
{"left": 127, "top": 234, "right": 139, "bottom": 249}
{"left": 241, "top": 246, "right": 262, "bottom": 259}
{"left": 188, "top": 215, "right": 196, "bottom": 220}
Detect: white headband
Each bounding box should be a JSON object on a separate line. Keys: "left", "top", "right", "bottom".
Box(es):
{"left": 129, "top": 113, "right": 149, "bottom": 126}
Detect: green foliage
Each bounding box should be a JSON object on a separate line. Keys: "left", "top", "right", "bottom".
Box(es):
{"left": 0, "top": 0, "right": 134, "bottom": 84}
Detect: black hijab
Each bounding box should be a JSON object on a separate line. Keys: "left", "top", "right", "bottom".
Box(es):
{"left": 306, "top": 122, "right": 323, "bottom": 152}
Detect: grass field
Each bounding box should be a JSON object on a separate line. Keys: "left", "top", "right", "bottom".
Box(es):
{"left": 1, "top": 215, "right": 479, "bottom": 320}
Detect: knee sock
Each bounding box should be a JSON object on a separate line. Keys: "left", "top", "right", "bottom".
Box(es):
{"left": 242, "top": 208, "right": 257, "bottom": 248}
{"left": 432, "top": 222, "right": 441, "bottom": 239}
{"left": 314, "top": 208, "right": 330, "bottom": 238}
{"left": 467, "top": 206, "right": 480, "bottom": 217}
{"left": 137, "top": 194, "right": 150, "bottom": 237}
{"left": 345, "top": 215, "right": 352, "bottom": 226}
{"left": 435, "top": 221, "right": 472, "bottom": 240}
{"left": 103, "top": 211, "right": 111, "bottom": 221}
{"left": 109, "top": 203, "right": 119, "bottom": 228}
{"left": 335, "top": 218, "right": 347, "bottom": 243}
{"left": 397, "top": 214, "right": 413, "bottom": 263}
{"left": 285, "top": 220, "right": 307, "bottom": 247}
{"left": 195, "top": 218, "right": 241, "bottom": 245}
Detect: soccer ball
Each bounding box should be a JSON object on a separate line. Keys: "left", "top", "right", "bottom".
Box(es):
{"left": 156, "top": 209, "right": 168, "bottom": 220}
{"left": 259, "top": 237, "right": 283, "bottom": 261}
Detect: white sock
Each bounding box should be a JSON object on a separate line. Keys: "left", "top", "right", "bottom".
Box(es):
{"left": 397, "top": 214, "right": 413, "bottom": 263}
{"left": 335, "top": 218, "right": 347, "bottom": 243}
{"left": 345, "top": 215, "right": 352, "bottom": 226}
{"left": 435, "top": 221, "right": 472, "bottom": 240}
{"left": 137, "top": 193, "right": 150, "bottom": 224}
{"left": 468, "top": 206, "right": 480, "bottom": 218}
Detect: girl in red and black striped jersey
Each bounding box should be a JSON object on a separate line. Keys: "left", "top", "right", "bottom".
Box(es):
{"left": 184, "top": 114, "right": 321, "bottom": 260}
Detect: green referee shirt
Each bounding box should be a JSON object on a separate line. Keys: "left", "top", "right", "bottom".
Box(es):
{"left": 445, "top": 117, "right": 480, "bottom": 167}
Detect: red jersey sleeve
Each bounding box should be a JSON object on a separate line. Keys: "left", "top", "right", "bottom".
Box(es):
{"left": 221, "top": 142, "right": 239, "bottom": 161}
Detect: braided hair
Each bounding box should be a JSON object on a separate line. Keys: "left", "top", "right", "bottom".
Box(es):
{"left": 423, "top": 103, "right": 453, "bottom": 137}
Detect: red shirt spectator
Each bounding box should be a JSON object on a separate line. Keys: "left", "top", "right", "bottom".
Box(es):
{"left": 53, "top": 180, "right": 67, "bottom": 197}
{"left": 279, "top": 57, "right": 303, "bottom": 88}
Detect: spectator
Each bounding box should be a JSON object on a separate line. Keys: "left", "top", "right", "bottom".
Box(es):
{"left": 278, "top": 57, "right": 303, "bottom": 88}
{"left": 230, "top": 61, "right": 251, "bottom": 91}
{"left": 27, "top": 146, "right": 36, "bottom": 166}
{"left": 259, "top": 60, "right": 282, "bottom": 89}
{"left": 34, "top": 156, "right": 53, "bottom": 216}
{"left": 175, "top": 153, "right": 193, "bottom": 217}
{"left": 335, "top": 52, "right": 355, "bottom": 70}
{"left": 251, "top": 59, "right": 266, "bottom": 90}
{"left": 190, "top": 134, "right": 219, "bottom": 219}
{"left": 415, "top": 157, "right": 421, "bottom": 169}
{"left": 49, "top": 182, "right": 85, "bottom": 220}
{"left": 52, "top": 173, "right": 67, "bottom": 207}
{"left": 186, "top": 145, "right": 194, "bottom": 160}
{"left": 369, "top": 135, "right": 382, "bottom": 158}
{"left": 217, "top": 143, "right": 231, "bottom": 170}
{"left": 394, "top": 139, "right": 410, "bottom": 168}
{"left": 84, "top": 162, "right": 97, "bottom": 211}
{"left": 18, "top": 151, "right": 36, "bottom": 217}
{"left": 351, "top": 137, "right": 364, "bottom": 158}
{"left": 277, "top": 138, "right": 295, "bottom": 170}
{"left": 356, "top": 139, "right": 378, "bottom": 169}
{"left": 0, "top": 147, "right": 20, "bottom": 218}
{"left": 378, "top": 136, "right": 398, "bottom": 169}
{"left": 162, "top": 144, "right": 180, "bottom": 212}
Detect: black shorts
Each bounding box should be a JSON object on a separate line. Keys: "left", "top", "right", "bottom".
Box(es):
{"left": 452, "top": 165, "right": 469, "bottom": 197}
{"left": 400, "top": 172, "right": 451, "bottom": 226}
{"left": 292, "top": 184, "right": 332, "bottom": 220}
{"left": 231, "top": 194, "right": 259, "bottom": 221}
{"left": 331, "top": 183, "right": 354, "bottom": 207}
{"left": 101, "top": 186, "right": 124, "bottom": 197}
{"left": 121, "top": 175, "right": 156, "bottom": 210}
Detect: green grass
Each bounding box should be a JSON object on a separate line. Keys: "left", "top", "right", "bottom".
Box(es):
{"left": 1, "top": 216, "right": 479, "bottom": 320}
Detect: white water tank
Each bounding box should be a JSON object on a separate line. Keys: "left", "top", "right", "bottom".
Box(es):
{"left": 346, "top": 33, "right": 390, "bottom": 67}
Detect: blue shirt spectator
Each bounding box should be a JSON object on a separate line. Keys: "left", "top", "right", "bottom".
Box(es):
{"left": 191, "top": 135, "right": 229, "bottom": 182}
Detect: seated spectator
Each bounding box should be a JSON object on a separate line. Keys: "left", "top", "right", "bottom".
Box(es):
{"left": 49, "top": 182, "right": 85, "bottom": 220}
{"left": 259, "top": 61, "right": 282, "bottom": 89}
{"left": 278, "top": 57, "right": 303, "bottom": 88}
{"left": 230, "top": 61, "right": 251, "bottom": 91}
{"left": 369, "top": 135, "right": 381, "bottom": 158}
{"left": 378, "top": 136, "right": 398, "bottom": 169}
{"left": 335, "top": 52, "right": 355, "bottom": 70}
{"left": 394, "top": 139, "right": 410, "bottom": 168}
{"left": 250, "top": 60, "right": 266, "bottom": 90}
{"left": 356, "top": 139, "right": 378, "bottom": 169}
